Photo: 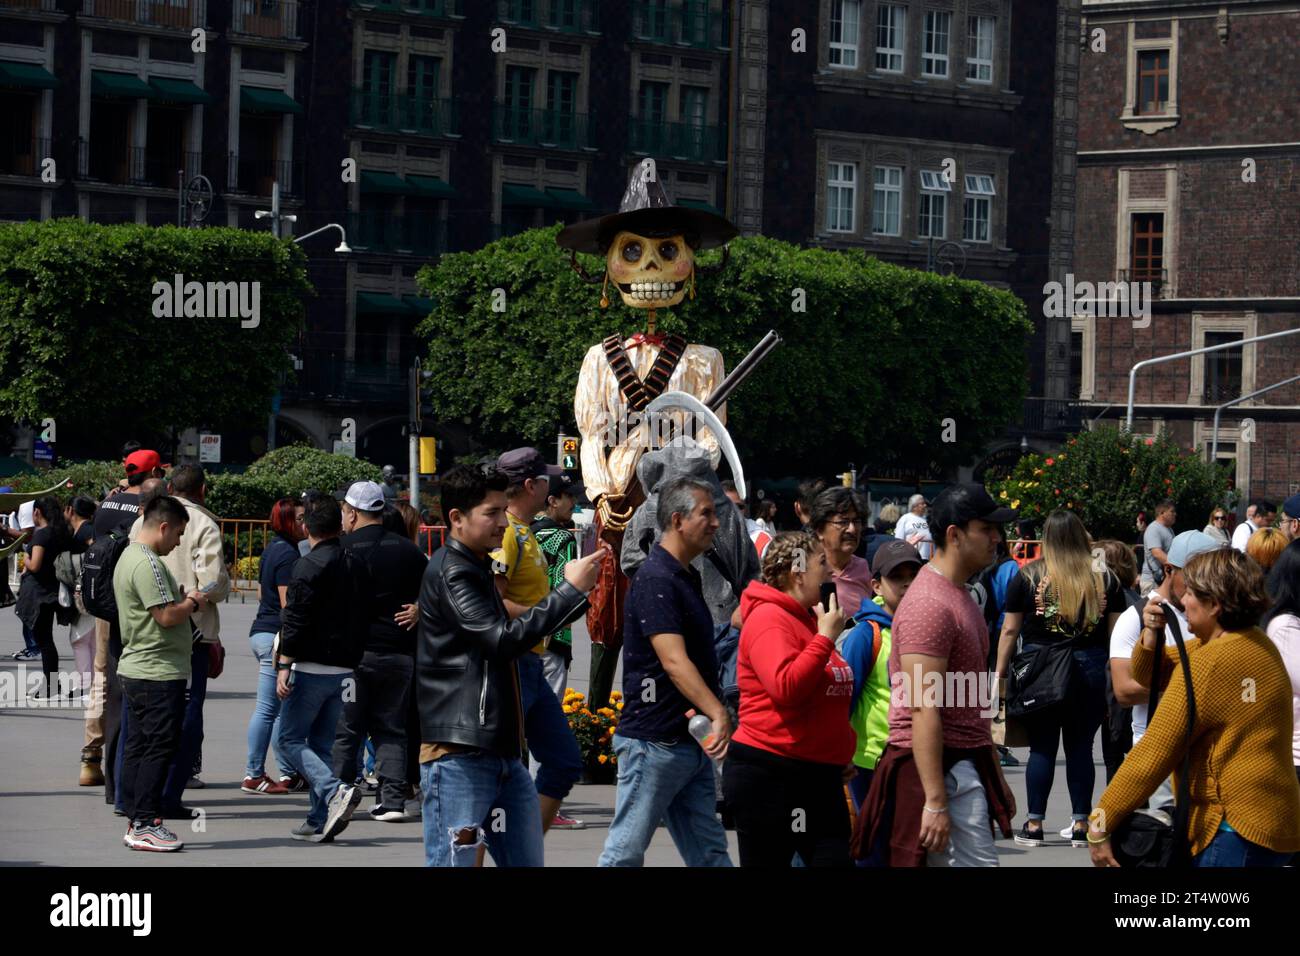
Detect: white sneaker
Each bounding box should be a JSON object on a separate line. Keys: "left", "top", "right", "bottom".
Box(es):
{"left": 1058, "top": 824, "right": 1074, "bottom": 840}
{"left": 320, "top": 783, "right": 362, "bottom": 841}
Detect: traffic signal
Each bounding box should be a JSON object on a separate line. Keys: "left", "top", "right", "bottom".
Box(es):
{"left": 561, "top": 436, "right": 579, "bottom": 471}
{"left": 419, "top": 436, "right": 436, "bottom": 475}
{"left": 410, "top": 360, "right": 435, "bottom": 432}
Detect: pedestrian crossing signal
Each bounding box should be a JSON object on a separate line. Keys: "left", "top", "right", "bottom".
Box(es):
{"left": 562, "top": 438, "right": 578, "bottom": 454}
{"left": 562, "top": 454, "right": 577, "bottom": 469}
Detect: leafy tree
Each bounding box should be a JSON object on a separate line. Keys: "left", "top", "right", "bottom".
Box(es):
{"left": 0, "top": 219, "right": 310, "bottom": 450}
{"left": 206, "top": 445, "right": 382, "bottom": 517}
{"left": 986, "top": 426, "right": 1236, "bottom": 541}
{"left": 416, "top": 226, "right": 1032, "bottom": 477}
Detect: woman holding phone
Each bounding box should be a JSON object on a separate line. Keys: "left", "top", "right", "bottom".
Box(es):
{"left": 722, "top": 531, "right": 856, "bottom": 867}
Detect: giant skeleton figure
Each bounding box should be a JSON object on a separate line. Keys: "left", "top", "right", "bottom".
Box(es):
{"left": 557, "top": 159, "right": 743, "bottom": 708}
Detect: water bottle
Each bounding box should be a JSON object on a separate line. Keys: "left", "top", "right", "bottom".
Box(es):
{"left": 688, "top": 713, "right": 715, "bottom": 749}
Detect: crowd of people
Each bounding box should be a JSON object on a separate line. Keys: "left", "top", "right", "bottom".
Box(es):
{"left": 7, "top": 441, "right": 1300, "bottom": 867}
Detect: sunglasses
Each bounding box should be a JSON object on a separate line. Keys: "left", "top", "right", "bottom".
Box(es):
{"left": 1212, "top": 515, "right": 1226, "bottom": 521}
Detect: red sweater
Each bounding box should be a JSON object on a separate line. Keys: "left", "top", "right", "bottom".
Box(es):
{"left": 732, "top": 580, "right": 856, "bottom": 766}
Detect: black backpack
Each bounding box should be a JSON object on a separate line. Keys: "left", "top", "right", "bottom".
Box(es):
{"left": 80, "top": 531, "right": 132, "bottom": 620}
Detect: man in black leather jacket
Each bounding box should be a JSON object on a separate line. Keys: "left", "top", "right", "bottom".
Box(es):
{"left": 416, "top": 464, "right": 606, "bottom": 867}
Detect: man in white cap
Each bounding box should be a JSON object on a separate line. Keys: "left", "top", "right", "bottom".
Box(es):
{"left": 334, "top": 480, "right": 429, "bottom": 821}
{"left": 1109, "top": 530, "right": 1221, "bottom": 799}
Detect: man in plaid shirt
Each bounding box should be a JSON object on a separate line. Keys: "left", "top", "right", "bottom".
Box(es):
{"left": 530, "top": 474, "right": 583, "bottom": 700}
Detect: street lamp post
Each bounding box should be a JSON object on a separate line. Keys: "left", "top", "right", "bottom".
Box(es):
{"left": 254, "top": 183, "right": 353, "bottom": 451}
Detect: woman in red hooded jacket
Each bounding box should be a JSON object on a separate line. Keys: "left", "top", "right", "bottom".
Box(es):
{"left": 723, "top": 530, "right": 856, "bottom": 867}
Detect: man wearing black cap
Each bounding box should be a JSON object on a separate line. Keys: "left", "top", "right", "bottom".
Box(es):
{"left": 1277, "top": 493, "right": 1299, "bottom": 542}
{"left": 853, "top": 484, "right": 1017, "bottom": 867}
{"left": 493, "top": 448, "right": 587, "bottom": 832}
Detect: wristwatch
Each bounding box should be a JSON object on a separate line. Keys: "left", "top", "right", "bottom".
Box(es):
{"left": 276, "top": 662, "right": 293, "bottom": 671}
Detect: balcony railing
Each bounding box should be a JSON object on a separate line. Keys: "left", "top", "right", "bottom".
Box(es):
{"left": 350, "top": 0, "right": 461, "bottom": 16}
{"left": 496, "top": 0, "right": 599, "bottom": 34}
{"left": 631, "top": 0, "right": 727, "bottom": 48}
{"left": 492, "top": 106, "right": 592, "bottom": 149}
{"left": 0, "top": 0, "right": 59, "bottom": 11}
{"left": 627, "top": 118, "right": 723, "bottom": 162}
{"left": 349, "top": 211, "right": 448, "bottom": 256}
{"left": 80, "top": 0, "right": 207, "bottom": 29}
{"left": 282, "top": 354, "right": 406, "bottom": 403}
{"left": 227, "top": 152, "right": 301, "bottom": 197}
{"left": 349, "top": 90, "right": 459, "bottom": 137}
{"left": 1020, "top": 398, "right": 1085, "bottom": 435}
{"left": 0, "top": 136, "right": 51, "bottom": 177}
{"left": 231, "top": 0, "right": 299, "bottom": 39}
{"left": 75, "top": 139, "right": 204, "bottom": 188}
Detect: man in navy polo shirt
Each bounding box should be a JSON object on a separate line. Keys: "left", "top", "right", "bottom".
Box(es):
{"left": 598, "top": 475, "right": 733, "bottom": 867}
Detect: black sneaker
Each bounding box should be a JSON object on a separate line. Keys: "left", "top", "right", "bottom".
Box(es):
{"left": 997, "top": 746, "right": 1020, "bottom": 767}
{"left": 1013, "top": 822, "right": 1045, "bottom": 847}
{"left": 1070, "top": 823, "right": 1090, "bottom": 848}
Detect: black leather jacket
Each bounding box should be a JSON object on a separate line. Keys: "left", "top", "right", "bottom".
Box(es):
{"left": 279, "top": 538, "right": 373, "bottom": 669}
{"left": 416, "top": 537, "right": 586, "bottom": 757}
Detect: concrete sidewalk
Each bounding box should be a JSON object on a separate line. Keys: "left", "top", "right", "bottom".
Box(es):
{"left": 1, "top": 594, "right": 1094, "bottom": 866}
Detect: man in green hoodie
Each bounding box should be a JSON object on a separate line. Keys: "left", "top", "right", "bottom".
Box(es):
{"left": 839, "top": 540, "right": 923, "bottom": 814}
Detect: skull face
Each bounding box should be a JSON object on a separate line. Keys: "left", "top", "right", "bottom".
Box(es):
{"left": 606, "top": 230, "right": 694, "bottom": 309}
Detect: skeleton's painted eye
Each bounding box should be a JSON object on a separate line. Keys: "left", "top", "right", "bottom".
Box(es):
{"left": 658, "top": 241, "right": 679, "bottom": 261}
{"left": 621, "top": 241, "right": 642, "bottom": 262}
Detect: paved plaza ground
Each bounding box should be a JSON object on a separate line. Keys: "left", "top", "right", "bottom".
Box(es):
{"left": 2, "top": 593, "right": 1096, "bottom": 867}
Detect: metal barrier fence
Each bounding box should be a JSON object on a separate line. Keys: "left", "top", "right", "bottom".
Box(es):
{"left": 218, "top": 519, "right": 447, "bottom": 598}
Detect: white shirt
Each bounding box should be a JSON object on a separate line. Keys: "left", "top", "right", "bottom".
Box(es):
{"left": 894, "top": 511, "right": 933, "bottom": 560}
{"left": 1109, "top": 601, "right": 1188, "bottom": 744}
{"left": 1265, "top": 613, "right": 1300, "bottom": 766}
{"left": 1230, "top": 518, "right": 1258, "bottom": 552}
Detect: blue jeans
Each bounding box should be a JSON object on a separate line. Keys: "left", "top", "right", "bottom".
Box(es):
{"left": 598, "top": 735, "right": 733, "bottom": 867}
{"left": 1024, "top": 645, "right": 1108, "bottom": 821}
{"left": 419, "top": 751, "right": 544, "bottom": 867}
{"left": 162, "top": 643, "right": 208, "bottom": 808}
{"left": 1193, "top": 826, "right": 1291, "bottom": 868}
{"left": 21, "top": 622, "right": 38, "bottom": 654}
{"left": 276, "top": 670, "right": 350, "bottom": 828}
{"left": 245, "top": 632, "right": 288, "bottom": 778}
{"left": 518, "top": 652, "right": 582, "bottom": 801}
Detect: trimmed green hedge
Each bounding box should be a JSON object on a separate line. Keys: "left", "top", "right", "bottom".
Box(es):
{"left": 0, "top": 219, "right": 311, "bottom": 438}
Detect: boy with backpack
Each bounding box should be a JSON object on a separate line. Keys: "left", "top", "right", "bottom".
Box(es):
{"left": 839, "top": 541, "right": 923, "bottom": 816}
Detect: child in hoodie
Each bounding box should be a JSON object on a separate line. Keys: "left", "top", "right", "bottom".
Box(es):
{"left": 839, "top": 541, "right": 923, "bottom": 811}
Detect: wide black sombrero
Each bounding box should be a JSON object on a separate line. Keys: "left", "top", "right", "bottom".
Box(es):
{"left": 556, "top": 158, "right": 738, "bottom": 255}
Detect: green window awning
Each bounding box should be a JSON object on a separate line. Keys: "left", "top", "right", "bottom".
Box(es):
{"left": 545, "top": 188, "right": 597, "bottom": 212}
{"left": 501, "top": 183, "right": 552, "bottom": 208}
{"left": 91, "top": 71, "right": 154, "bottom": 99}
{"left": 356, "top": 292, "right": 409, "bottom": 315}
{"left": 0, "top": 61, "right": 57, "bottom": 91}
{"left": 406, "top": 175, "right": 456, "bottom": 199}
{"left": 149, "top": 77, "right": 213, "bottom": 105}
{"left": 404, "top": 295, "right": 434, "bottom": 317}
{"left": 678, "top": 198, "right": 722, "bottom": 216}
{"left": 360, "top": 170, "right": 414, "bottom": 195}
{"left": 240, "top": 86, "right": 304, "bottom": 115}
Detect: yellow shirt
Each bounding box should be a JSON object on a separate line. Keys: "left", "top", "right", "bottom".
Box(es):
{"left": 1096, "top": 628, "right": 1300, "bottom": 856}
{"left": 490, "top": 511, "right": 551, "bottom": 653}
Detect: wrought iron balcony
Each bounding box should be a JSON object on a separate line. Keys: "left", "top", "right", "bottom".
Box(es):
{"left": 80, "top": 0, "right": 206, "bottom": 29}
{"left": 350, "top": 90, "right": 459, "bottom": 138}
{"left": 349, "top": 0, "right": 461, "bottom": 16}
{"left": 75, "top": 139, "right": 204, "bottom": 188}
{"left": 227, "top": 152, "right": 302, "bottom": 197}
{"left": 231, "top": 0, "right": 299, "bottom": 39}
{"left": 1020, "top": 398, "right": 1085, "bottom": 436}
{"left": 349, "top": 211, "right": 448, "bottom": 256}
{"left": 0, "top": 0, "right": 59, "bottom": 11}
{"left": 496, "top": 0, "right": 599, "bottom": 34}
{"left": 627, "top": 118, "right": 723, "bottom": 162}
{"left": 492, "top": 106, "right": 592, "bottom": 149}
{"left": 631, "top": 0, "right": 727, "bottom": 48}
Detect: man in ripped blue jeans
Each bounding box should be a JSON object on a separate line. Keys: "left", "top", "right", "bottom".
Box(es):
{"left": 414, "top": 465, "right": 606, "bottom": 867}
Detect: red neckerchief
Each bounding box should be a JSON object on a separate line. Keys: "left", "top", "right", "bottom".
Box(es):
{"left": 626, "top": 331, "right": 666, "bottom": 349}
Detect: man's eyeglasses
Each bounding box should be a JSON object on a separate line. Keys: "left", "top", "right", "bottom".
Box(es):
{"left": 825, "top": 517, "right": 861, "bottom": 529}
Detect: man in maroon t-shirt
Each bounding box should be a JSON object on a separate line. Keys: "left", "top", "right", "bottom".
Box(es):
{"left": 861, "top": 484, "right": 1017, "bottom": 867}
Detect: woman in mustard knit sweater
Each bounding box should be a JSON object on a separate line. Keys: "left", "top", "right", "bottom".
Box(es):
{"left": 1088, "top": 548, "right": 1300, "bottom": 867}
